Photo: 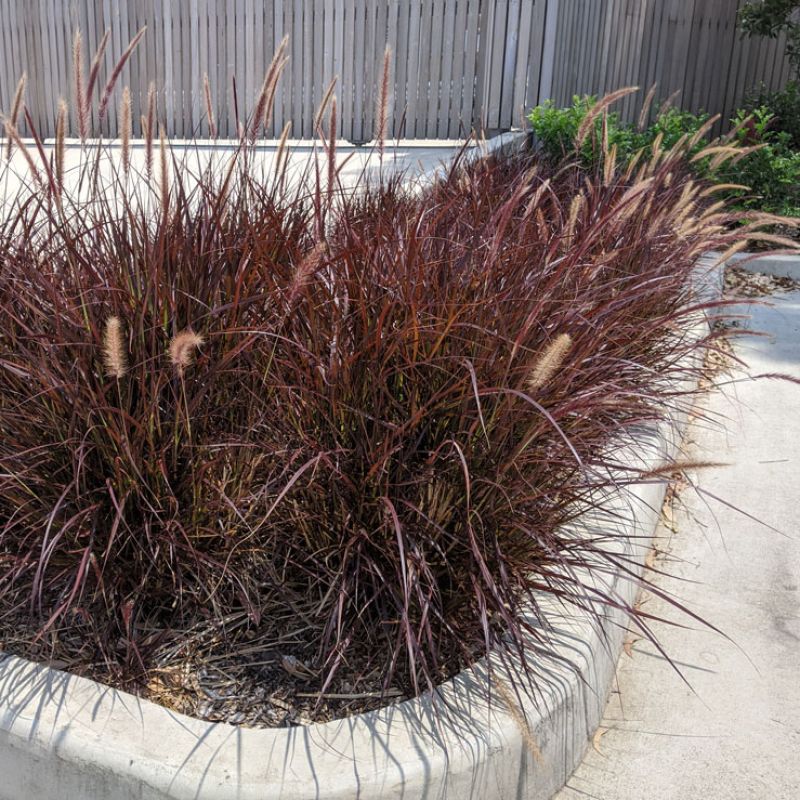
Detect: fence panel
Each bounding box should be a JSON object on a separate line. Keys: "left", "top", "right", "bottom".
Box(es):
{"left": 0, "top": 0, "right": 548, "bottom": 140}
{"left": 4, "top": 0, "right": 786, "bottom": 142}
{"left": 547, "top": 0, "right": 794, "bottom": 132}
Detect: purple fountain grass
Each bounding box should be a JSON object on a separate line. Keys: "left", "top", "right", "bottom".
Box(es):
{"left": 0, "top": 72, "right": 795, "bottom": 725}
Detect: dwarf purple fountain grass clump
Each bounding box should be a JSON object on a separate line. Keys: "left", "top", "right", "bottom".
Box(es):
{"left": 0, "top": 33, "right": 795, "bottom": 720}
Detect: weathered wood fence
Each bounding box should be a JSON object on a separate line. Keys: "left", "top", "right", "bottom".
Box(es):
{"left": 0, "top": 0, "right": 547, "bottom": 140}
{"left": 544, "top": 0, "right": 794, "bottom": 130}
{"left": 0, "top": 0, "right": 794, "bottom": 141}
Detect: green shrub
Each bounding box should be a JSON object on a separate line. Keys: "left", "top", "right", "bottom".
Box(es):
{"left": 528, "top": 96, "right": 709, "bottom": 171}
{"left": 529, "top": 94, "right": 800, "bottom": 218}
{"left": 528, "top": 96, "right": 642, "bottom": 169}
{"left": 715, "top": 106, "right": 800, "bottom": 216}
{"left": 742, "top": 80, "right": 800, "bottom": 149}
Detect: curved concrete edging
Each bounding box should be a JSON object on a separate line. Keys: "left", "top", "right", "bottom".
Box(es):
{"left": 725, "top": 251, "right": 800, "bottom": 281}
{"left": 0, "top": 270, "right": 719, "bottom": 797}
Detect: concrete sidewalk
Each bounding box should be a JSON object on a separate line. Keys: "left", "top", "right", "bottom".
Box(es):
{"left": 555, "top": 288, "right": 800, "bottom": 799}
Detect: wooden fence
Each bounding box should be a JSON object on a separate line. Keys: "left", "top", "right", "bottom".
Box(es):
{"left": 0, "top": 0, "right": 547, "bottom": 141}
{"left": 0, "top": 0, "right": 794, "bottom": 141}
{"left": 544, "top": 0, "right": 794, "bottom": 130}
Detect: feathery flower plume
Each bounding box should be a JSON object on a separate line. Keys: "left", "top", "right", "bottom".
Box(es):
{"left": 120, "top": 86, "right": 131, "bottom": 175}
{"left": 169, "top": 330, "right": 204, "bottom": 376}
{"left": 655, "top": 89, "right": 680, "bottom": 119}
{"left": 85, "top": 29, "right": 110, "bottom": 114}
{"left": 493, "top": 675, "right": 543, "bottom": 765}
{"left": 4, "top": 121, "right": 42, "bottom": 188}
{"left": 250, "top": 36, "right": 289, "bottom": 139}
{"left": 534, "top": 207, "right": 548, "bottom": 240}
{"left": 73, "top": 30, "right": 88, "bottom": 141}
{"left": 55, "top": 98, "right": 67, "bottom": 188}
{"left": 203, "top": 73, "right": 217, "bottom": 138}
{"left": 98, "top": 26, "right": 146, "bottom": 121}
{"left": 527, "top": 333, "right": 572, "bottom": 391}
{"left": 144, "top": 82, "right": 156, "bottom": 177}
{"left": 5, "top": 73, "right": 26, "bottom": 160}
{"left": 159, "top": 124, "right": 169, "bottom": 215}
{"left": 523, "top": 178, "right": 552, "bottom": 218}
{"left": 375, "top": 44, "right": 392, "bottom": 160}
{"left": 275, "top": 120, "right": 292, "bottom": 181}
{"left": 575, "top": 87, "right": 637, "bottom": 149}
{"left": 103, "top": 316, "right": 127, "bottom": 378}
{"left": 637, "top": 83, "right": 657, "bottom": 131}
{"left": 562, "top": 192, "right": 584, "bottom": 249}
{"left": 327, "top": 95, "right": 337, "bottom": 198}
{"left": 314, "top": 77, "right": 338, "bottom": 133}
{"left": 288, "top": 241, "right": 326, "bottom": 306}
{"left": 603, "top": 143, "right": 617, "bottom": 186}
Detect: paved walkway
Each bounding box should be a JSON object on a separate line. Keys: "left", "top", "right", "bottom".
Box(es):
{"left": 555, "top": 286, "right": 800, "bottom": 799}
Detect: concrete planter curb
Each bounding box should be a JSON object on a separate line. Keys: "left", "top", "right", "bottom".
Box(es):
{"left": 726, "top": 251, "right": 800, "bottom": 281}
{"left": 0, "top": 269, "right": 720, "bottom": 797}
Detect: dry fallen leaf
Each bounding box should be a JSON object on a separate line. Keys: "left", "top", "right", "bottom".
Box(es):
{"left": 592, "top": 725, "right": 610, "bottom": 755}
{"left": 623, "top": 635, "right": 642, "bottom": 657}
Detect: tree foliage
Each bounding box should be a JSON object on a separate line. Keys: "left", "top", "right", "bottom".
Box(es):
{"left": 740, "top": 0, "right": 800, "bottom": 74}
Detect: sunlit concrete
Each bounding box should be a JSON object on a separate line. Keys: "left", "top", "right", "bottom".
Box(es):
{"left": 556, "top": 283, "right": 800, "bottom": 800}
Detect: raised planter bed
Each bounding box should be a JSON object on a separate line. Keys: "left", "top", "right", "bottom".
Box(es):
{"left": 0, "top": 258, "right": 722, "bottom": 800}
{"left": 726, "top": 251, "right": 800, "bottom": 281}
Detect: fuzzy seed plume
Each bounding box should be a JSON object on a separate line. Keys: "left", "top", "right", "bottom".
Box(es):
{"left": 159, "top": 124, "right": 169, "bottom": 215}
{"left": 55, "top": 98, "right": 67, "bottom": 188}
{"left": 4, "top": 121, "right": 42, "bottom": 188}
{"left": 144, "top": 82, "right": 156, "bottom": 176}
{"left": 327, "top": 96, "right": 337, "bottom": 198}
{"left": 203, "top": 73, "right": 217, "bottom": 138}
{"left": 98, "top": 26, "right": 146, "bottom": 122}
{"left": 250, "top": 35, "right": 289, "bottom": 139}
{"left": 562, "top": 193, "right": 584, "bottom": 250}
{"left": 493, "top": 675, "right": 543, "bottom": 765}
{"left": 288, "top": 241, "right": 326, "bottom": 306}
{"left": 103, "top": 316, "right": 127, "bottom": 378}
{"left": 169, "top": 330, "right": 204, "bottom": 376}
{"left": 120, "top": 86, "right": 132, "bottom": 175}
{"left": 575, "top": 87, "right": 637, "bottom": 149}
{"left": 72, "top": 30, "right": 88, "bottom": 141}
{"left": 527, "top": 333, "right": 572, "bottom": 391}
{"left": 375, "top": 44, "right": 392, "bottom": 159}
{"left": 85, "top": 29, "right": 110, "bottom": 111}
{"left": 603, "top": 143, "right": 617, "bottom": 185}
{"left": 314, "top": 76, "right": 338, "bottom": 132}
{"left": 637, "top": 83, "right": 657, "bottom": 131}
{"left": 5, "top": 73, "right": 26, "bottom": 160}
